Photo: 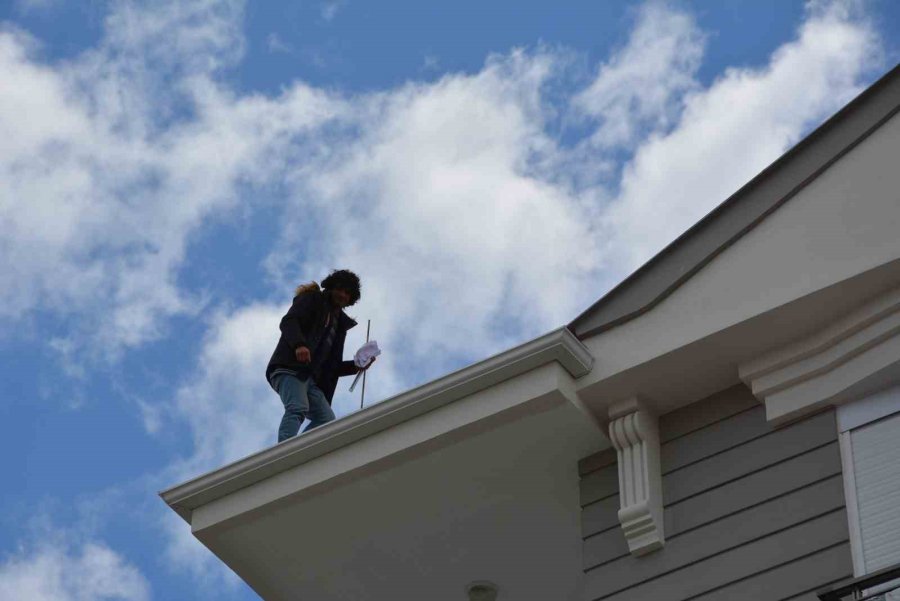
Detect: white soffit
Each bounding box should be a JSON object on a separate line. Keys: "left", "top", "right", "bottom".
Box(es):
{"left": 740, "top": 285, "right": 900, "bottom": 425}
{"left": 160, "top": 327, "right": 594, "bottom": 523}
{"left": 200, "top": 397, "right": 601, "bottom": 601}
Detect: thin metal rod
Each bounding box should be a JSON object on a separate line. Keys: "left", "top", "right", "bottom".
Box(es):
{"left": 360, "top": 319, "right": 371, "bottom": 409}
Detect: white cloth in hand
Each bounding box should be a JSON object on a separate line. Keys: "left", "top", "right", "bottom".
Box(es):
{"left": 354, "top": 340, "right": 381, "bottom": 369}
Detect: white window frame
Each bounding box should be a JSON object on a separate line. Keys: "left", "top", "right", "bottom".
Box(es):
{"left": 837, "top": 383, "right": 900, "bottom": 576}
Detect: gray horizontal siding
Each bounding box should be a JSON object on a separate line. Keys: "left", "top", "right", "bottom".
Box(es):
{"left": 664, "top": 407, "right": 838, "bottom": 505}
{"left": 593, "top": 510, "right": 849, "bottom": 601}
{"left": 665, "top": 441, "right": 842, "bottom": 536}
{"left": 689, "top": 542, "right": 851, "bottom": 601}
{"left": 658, "top": 385, "right": 758, "bottom": 443}
{"left": 580, "top": 456, "right": 618, "bottom": 506}
{"left": 578, "top": 384, "right": 853, "bottom": 601}
{"left": 585, "top": 476, "right": 845, "bottom": 581}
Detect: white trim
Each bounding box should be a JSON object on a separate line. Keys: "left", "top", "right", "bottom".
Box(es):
{"left": 837, "top": 383, "right": 900, "bottom": 432}
{"left": 839, "top": 430, "right": 867, "bottom": 576}
{"left": 842, "top": 411, "right": 900, "bottom": 575}
{"left": 839, "top": 387, "right": 900, "bottom": 577}
{"left": 739, "top": 285, "right": 900, "bottom": 424}
{"left": 740, "top": 286, "right": 900, "bottom": 384}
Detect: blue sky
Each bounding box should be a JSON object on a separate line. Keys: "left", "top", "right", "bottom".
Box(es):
{"left": 0, "top": 1, "right": 897, "bottom": 599}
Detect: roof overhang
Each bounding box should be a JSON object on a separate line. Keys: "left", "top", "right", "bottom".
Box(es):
{"left": 160, "top": 328, "right": 606, "bottom": 600}
{"left": 189, "top": 389, "right": 604, "bottom": 600}
{"left": 161, "top": 326, "right": 596, "bottom": 525}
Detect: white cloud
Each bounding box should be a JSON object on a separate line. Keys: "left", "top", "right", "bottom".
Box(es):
{"left": 266, "top": 32, "right": 292, "bottom": 54}
{"left": 422, "top": 54, "right": 440, "bottom": 71}
{"left": 321, "top": 1, "right": 345, "bottom": 22}
{"left": 100, "top": 0, "right": 246, "bottom": 76}
{"left": 0, "top": 1, "right": 344, "bottom": 359}
{"left": 603, "top": 0, "right": 880, "bottom": 269}
{"left": 282, "top": 50, "right": 601, "bottom": 363}
{"left": 573, "top": 2, "right": 705, "bottom": 149}
{"left": 0, "top": 539, "right": 149, "bottom": 601}
{"left": 172, "top": 303, "right": 284, "bottom": 471}
{"left": 2, "top": 0, "right": 878, "bottom": 371}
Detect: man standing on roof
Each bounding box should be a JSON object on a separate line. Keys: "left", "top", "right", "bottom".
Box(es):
{"left": 266, "top": 269, "right": 374, "bottom": 442}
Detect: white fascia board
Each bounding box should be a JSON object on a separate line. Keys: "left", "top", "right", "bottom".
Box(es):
{"left": 160, "top": 327, "right": 593, "bottom": 523}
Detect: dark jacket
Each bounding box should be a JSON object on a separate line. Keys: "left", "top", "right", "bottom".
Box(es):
{"left": 266, "top": 284, "right": 358, "bottom": 403}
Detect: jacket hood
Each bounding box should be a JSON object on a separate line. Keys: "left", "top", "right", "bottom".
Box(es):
{"left": 295, "top": 281, "right": 321, "bottom": 297}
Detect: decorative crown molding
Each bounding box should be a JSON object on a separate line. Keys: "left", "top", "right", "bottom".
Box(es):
{"left": 608, "top": 398, "right": 665, "bottom": 556}
{"left": 740, "top": 286, "right": 900, "bottom": 424}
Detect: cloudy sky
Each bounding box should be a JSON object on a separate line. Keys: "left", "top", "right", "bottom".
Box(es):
{"left": 1, "top": 0, "right": 898, "bottom": 599}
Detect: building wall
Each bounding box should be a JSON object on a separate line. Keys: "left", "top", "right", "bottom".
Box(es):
{"left": 578, "top": 384, "right": 853, "bottom": 601}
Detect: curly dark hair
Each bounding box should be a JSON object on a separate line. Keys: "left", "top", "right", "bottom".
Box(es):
{"left": 321, "top": 269, "right": 361, "bottom": 305}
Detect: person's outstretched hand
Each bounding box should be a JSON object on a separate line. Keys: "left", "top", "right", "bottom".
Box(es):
{"left": 295, "top": 346, "right": 311, "bottom": 363}
{"left": 359, "top": 357, "right": 376, "bottom": 372}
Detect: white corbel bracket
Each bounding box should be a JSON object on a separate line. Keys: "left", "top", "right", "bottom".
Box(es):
{"left": 608, "top": 398, "right": 665, "bottom": 556}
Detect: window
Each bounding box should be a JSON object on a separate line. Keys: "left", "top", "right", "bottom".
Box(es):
{"left": 838, "top": 384, "right": 900, "bottom": 599}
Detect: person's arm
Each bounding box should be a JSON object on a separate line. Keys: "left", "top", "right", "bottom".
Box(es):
{"left": 338, "top": 356, "right": 375, "bottom": 377}
{"left": 280, "top": 293, "right": 317, "bottom": 354}
{"left": 337, "top": 360, "right": 356, "bottom": 377}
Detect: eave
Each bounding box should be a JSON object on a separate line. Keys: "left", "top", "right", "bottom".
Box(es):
{"left": 160, "top": 326, "right": 593, "bottom": 523}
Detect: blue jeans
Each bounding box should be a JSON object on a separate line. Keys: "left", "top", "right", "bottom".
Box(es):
{"left": 272, "top": 373, "right": 336, "bottom": 442}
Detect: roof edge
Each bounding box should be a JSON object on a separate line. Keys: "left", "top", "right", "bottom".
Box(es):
{"left": 160, "top": 326, "right": 593, "bottom": 522}
{"left": 570, "top": 62, "right": 900, "bottom": 339}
